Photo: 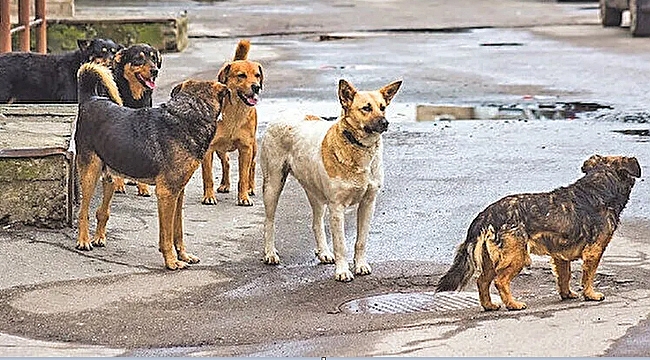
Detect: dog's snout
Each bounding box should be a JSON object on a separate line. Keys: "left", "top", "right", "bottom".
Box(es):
{"left": 377, "top": 117, "right": 389, "bottom": 132}
{"left": 151, "top": 68, "right": 159, "bottom": 78}
{"left": 251, "top": 83, "right": 261, "bottom": 94}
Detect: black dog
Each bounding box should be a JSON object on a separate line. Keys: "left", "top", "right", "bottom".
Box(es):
{"left": 437, "top": 155, "right": 640, "bottom": 311}
{"left": 112, "top": 43, "right": 162, "bottom": 108}
{"left": 0, "top": 38, "right": 122, "bottom": 103}
{"left": 109, "top": 43, "right": 162, "bottom": 195}
{"left": 75, "top": 62, "right": 229, "bottom": 270}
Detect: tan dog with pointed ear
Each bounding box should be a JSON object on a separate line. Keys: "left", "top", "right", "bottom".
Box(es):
{"left": 260, "top": 79, "right": 402, "bottom": 282}
{"left": 201, "top": 39, "right": 263, "bottom": 206}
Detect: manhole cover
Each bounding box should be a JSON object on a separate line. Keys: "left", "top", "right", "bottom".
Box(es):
{"left": 340, "top": 291, "right": 483, "bottom": 314}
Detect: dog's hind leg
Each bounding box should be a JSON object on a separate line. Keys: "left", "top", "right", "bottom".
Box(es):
{"left": 91, "top": 172, "right": 116, "bottom": 248}
{"left": 493, "top": 230, "right": 528, "bottom": 310}
{"left": 477, "top": 250, "right": 500, "bottom": 311}
{"left": 262, "top": 163, "right": 289, "bottom": 265}
{"left": 330, "top": 204, "right": 353, "bottom": 282}
{"left": 306, "top": 192, "right": 334, "bottom": 264}
{"left": 76, "top": 153, "right": 102, "bottom": 251}
{"left": 173, "top": 188, "right": 200, "bottom": 264}
{"left": 216, "top": 150, "right": 231, "bottom": 194}
{"left": 551, "top": 256, "right": 578, "bottom": 300}
{"left": 353, "top": 189, "right": 378, "bottom": 276}
{"left": 201, "top": 150, "right": 219, "bottom": 205}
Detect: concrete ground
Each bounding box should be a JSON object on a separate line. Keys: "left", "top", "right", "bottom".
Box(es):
{"left": 2, "top": 0, "right": 650, "bottom": 356}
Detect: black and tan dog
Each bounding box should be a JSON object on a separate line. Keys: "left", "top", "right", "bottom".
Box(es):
{"left": 436, "top": 155, "right": 641, "bottom": 311}
{"left": 110, "top": 43, "right": 162, "bottom": 196}
{"left": 74, "top": 63, "right": 228, "bottom": 270}
{"left": 201, "top": 39, "right": 263, "bottom": 206}
{"left": 0, "top": 38, "right": 121, "bottom": 103}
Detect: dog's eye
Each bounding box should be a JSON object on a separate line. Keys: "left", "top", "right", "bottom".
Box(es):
{"left": 255, "top": 73, "right": 261, "bottom": 78}
{"left": 237, "top": 73, "right": 247, "bottom": 79}
{"left": 101, "top": 48, "right": 107, "bottom": 52}
{"left": 361, "top": 104, "right": 372, "bottom": 112}
{"left": 379, "top": 104, "right": 386, "bottom": 111}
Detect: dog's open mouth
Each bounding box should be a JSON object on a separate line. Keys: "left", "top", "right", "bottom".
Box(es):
{"left": 136, "top": 73, "right": 156, "bottom": 90}
{"left": 237, "top": 91, "right": 259, "bottom": 106}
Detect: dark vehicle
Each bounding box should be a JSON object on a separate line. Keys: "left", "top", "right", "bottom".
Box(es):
{"left": 600, "top": 0, "right": 650, "bottom": 36}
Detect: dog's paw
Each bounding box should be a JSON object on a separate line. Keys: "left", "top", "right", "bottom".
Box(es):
{"left": 315, "top": 249, "right": 335, "bottom": 264}
{"left": 560, "top": 290, "right": 579, "bottom": 300}
{"left": 91, "top": 235, "right": 106, "bottom": 247}
{"left": 126, "top": 180, "right": 137, "bottom": 186}
{"left": 201, "top": 196, "right": 217, "bottom": 205}
{"left": 75, "top": 240, "right": 93, "bottom": 251}
{"left": 481, "top": 302, "right": 501, "bottom": 311}
{"left": 178, "top": 252, "right": 200, "bottom": 264}
{"left": 354, "top": 261, "right": 372, "bottom": 276}
{"left": 335, "top": 269, "right": 354, "bottom": 282}
{"left": 114, "top": 186, "right": 126, "bottom": 194}
{"left": 584, "top": 291, "right": 605, "bottom": 302}
{"left": 136, "top": 186, "right": 151, "bottom": 197}
{"left": 165, "top": 259, "right": 189, "bottom": 270}
{"left": 505, "top": 300, "right": 527, "bottom": 311}
{"left": 263, "top": 250, "right": 280, "bottom": 265}
{"left": 217, "top": 185, "right": 230, "bottom": 193}
{"left": 238, "top": 198, "right": 253, "bottom": 206}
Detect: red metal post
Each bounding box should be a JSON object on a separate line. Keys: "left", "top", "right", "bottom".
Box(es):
{"left": 18, "top": 0, "right": 30, "bottom": 51}
{"left": 35, "top": 0, "right": 46, "bottom": 53}
{"left": 0, "top": 0, "right": 10, "bottom": 53}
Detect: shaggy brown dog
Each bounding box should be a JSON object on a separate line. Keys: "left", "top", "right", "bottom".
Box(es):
{"left": 201, "top": 39, "right": 263, "bottom": 206}
{"left": 436, "top": 155, "right": 641, "bottom": 310}
{"left": 74, "top": 63, "right": 228, "bottom": 269}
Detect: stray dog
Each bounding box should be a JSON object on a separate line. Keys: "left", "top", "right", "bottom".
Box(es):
{"left": 260, "top": 79, "right": 402, "bottom": 281}
{"left": 74, "top": 63, "right": 228, "bottom": 270}
{"left": 436, "top": 155, "right": 641, "bottom": 311}
{"left": 201, "top": 39, "right": 262, "bottom": 206}
{"left": 110, "top": 43, "right": 163, "bottom": 196}
{"left": 0, "top": 38, "right": 121, "bottom": 103}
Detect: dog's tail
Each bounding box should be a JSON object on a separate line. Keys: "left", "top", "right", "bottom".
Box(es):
{"left": 436, "top": 216, "right": 495, "bottom": 292}
{"left": 77, "top": 63, "right": 123, "bottom": 106}
{"left": 233, "top": 39, "right": 250, "bottom": 61}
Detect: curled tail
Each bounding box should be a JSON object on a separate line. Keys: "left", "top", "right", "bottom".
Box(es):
{"left": 436, "top": 221, "right": 495, "bottom": 292}
{"left": 77, "top": 63, "right": 122, "bottom": 106}
{"left": 233, "top": 39, "right": 250, "bottom": 60}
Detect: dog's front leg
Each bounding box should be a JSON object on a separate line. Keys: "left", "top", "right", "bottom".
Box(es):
{"left": 156, "top": 185, "right": 188, "bottom": 270}
{"left": 354, "top": 190, "right": 377, "bottom": 276}
{"left": 581, "top": 241, "right": 607, "bottom": 301}
{"left": 237, "top": 146, "right": 254, "bottom": 206}
{"left": 306, "top": 193, "right": 334, "bottom": 264}
{"left": 330, "top": 204, "right": 353, "bottom": 282}
{"left": 173, "top": 188, "right": 199, "bottom": 264}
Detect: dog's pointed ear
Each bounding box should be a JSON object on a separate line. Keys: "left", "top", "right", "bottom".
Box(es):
{"left": 77, "top": 39, "right": 92, "bottom": 51}
{"left": 379, "top": 80, "right": 402, "bottom": 105}
{"left": 620, "top": 157, "right": 642, "bottom": 178}
{"left": 581, "top": 154, "right": 603, "bottom": 173}
{"left": 170, "top": 82, "right": 183, "bottom": 98}
{"left": 217, "top": 63, "right": 231, "bottom": 84}
{"left": 258, "top": 64, "right": 264, "bottom": 90}
{"left": 338, "top": 79, "right": 357, "bottom": 110}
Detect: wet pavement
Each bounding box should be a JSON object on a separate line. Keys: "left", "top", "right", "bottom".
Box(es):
{"left": 2, "top": 0, "right": 650, "bottom": 356}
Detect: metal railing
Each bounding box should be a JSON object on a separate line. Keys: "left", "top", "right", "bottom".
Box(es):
{"left": 0, "top": 0, "right": 46, "bottom": 53}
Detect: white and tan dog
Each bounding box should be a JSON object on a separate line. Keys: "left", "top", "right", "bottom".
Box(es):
{"left": 260, "top": 79, "right": 402, "bottom": 281}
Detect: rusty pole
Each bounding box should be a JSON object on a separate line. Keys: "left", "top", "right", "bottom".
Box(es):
{"left": 0, "top": 0, "right": 10, "bottom": 53}
{"left": 35, "top": 0, "right": 46, "bottom": 53}
{"left": 18, "top": 0, "right": 30, "bottom": 51}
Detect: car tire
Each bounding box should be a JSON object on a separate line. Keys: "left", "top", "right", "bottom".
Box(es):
{"left": 631, "top": 0, "right": 650, "bottom": 36}
{"left": 600, "top": 0, "right": 623, "bottom": 26}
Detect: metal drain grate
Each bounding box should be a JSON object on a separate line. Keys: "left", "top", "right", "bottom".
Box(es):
{"left": 340, "top": 291, "right": 482, "bottom": 314}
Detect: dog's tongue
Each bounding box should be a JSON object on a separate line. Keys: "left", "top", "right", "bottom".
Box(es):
{"left": 144, "top": 78, "right": 156, "bottom": 90}
{"left": 247, "top": 94, "right": 259, "bottom": 106}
